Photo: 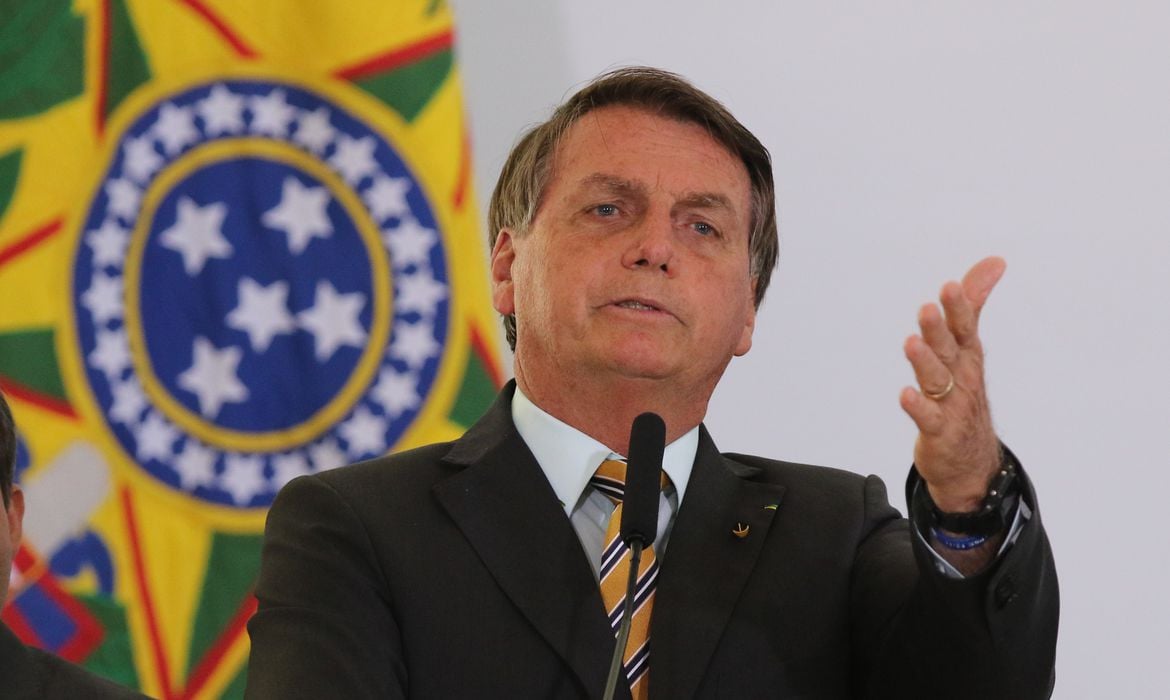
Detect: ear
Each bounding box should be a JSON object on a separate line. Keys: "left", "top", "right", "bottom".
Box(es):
{"left": 5, "top": 485, "right": 23, "bottom": 546}
{"left": 733, "top": 278, "right": 757, "bottom": 357}
{"left": 490, "top": 229, "right": 517, "bottom": 316}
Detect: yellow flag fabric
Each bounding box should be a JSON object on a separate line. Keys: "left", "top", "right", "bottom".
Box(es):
{"left": 0, "top": 1, "right": 501, "bottom": 697}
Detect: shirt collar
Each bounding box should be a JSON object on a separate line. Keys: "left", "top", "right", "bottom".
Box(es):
{"left": 512, "top": 386, "right": 698, "bottom": 517}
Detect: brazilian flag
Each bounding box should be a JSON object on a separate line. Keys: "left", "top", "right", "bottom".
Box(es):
{"left": 0, "top": 1, "right": 502, "bottom": 697}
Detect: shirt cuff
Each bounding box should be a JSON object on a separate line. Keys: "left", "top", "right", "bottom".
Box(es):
{"left": 917, "top": 497, "right": 1032, "bottom": 579}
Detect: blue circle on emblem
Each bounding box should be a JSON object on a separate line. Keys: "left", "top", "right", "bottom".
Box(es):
{"left": 72, "top": 80, "right": 452, "bottom": 507}
{"left": 140, "top": 158, "right": 372, "bottom": 432}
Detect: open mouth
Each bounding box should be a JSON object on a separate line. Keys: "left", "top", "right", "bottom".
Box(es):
{"left": 615, "top": 300, "right": 659, "bottom": 311}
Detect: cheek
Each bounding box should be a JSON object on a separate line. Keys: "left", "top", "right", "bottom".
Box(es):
{"left": 705, "top": 276, "right": 755, "bottom": 346}
{"left": 511, "top": 261, "right": 560, "bottom": 333}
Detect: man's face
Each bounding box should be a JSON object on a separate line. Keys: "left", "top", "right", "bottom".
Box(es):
{"left": 492, "top": 105, "right": 757, "bottom": 391}
{"left": 0, "top": 486, "right": 24, "bottom": 605}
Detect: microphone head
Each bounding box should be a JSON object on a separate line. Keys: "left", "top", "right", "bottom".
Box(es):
{"left": 620, "top": 412, "right": 666, "bottom": 547}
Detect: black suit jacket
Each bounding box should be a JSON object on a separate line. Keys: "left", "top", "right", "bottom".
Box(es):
{"left": 246, "top": 385, "right": 1057, "bottom": 699}
{"left": 0, "top": 622, "right": 149, "bottom": 699}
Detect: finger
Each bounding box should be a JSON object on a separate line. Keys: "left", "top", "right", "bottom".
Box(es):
{"left": 899, "top": 386, "right": 944, "bottom": 435}
{"left": 918, "top": 302, "right": 960, "bottom": 365}
{"left": 903, "top": 335, "right": 953, "bottom": 397}
{"left": 960, "top": 256, "right": 1006, "bottom": 318}
{"left": 940, "top": 280, "right": 979, "bottom": 346}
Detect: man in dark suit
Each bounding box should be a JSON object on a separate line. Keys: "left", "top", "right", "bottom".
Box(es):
{"left": 0, "top": 393, "right": 149, "bottom": 699}
{"left": 246, "top": 67, "right": 1057, "bottom": 699}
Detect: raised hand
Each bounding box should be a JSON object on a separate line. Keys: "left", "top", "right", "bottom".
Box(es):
{"left": 899, "top": 256, "right": 1006, "bottom": 513}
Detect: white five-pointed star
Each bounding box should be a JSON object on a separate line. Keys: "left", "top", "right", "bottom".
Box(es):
{"left": 371, "top": 368, "right": 419, "bottom": 418}
{"left": 105, "top": 178, "right": 141, "bottom": 222}
{"left": 221, "top": 454, "right": 265, "bottom": 504}
{"left": 396, "top": 269, "right": 447, "bottom": 315}
{"left": 88, "top": 328, "right": 131, "bottom": 378}
{"left": 177, "top": 337, "right": 249, "bottom": 419}
{"left": 250, "top": 89, "right": 296, "bottom": 137}
{"left": 329, "top": 134, "right": 378, "bottom": 184}
{"left": 297, "top": 281, "right": 367, "bottom": 362}
{"left": 383, "top": 218, "right": 436, "bottom": 268}
{"left": 261, "top": 177, "right": 333, "bottom": 254}
{"left": 363, "top": 176, "right": 412, "bottom": 221}
{"left": 389, "top": 320, "right": 439, "bottom": 369}
{"left": 294, "top": 107, "right": 336, "bottom": 154}
{"left": 272, "top": 452, "right": 310, "bottom": 490}
{"left": 308, "top": 440, "right": 347, "bottom": 472}
{"left": 135, "top": 413, "right": 179, "bottom": 462}
{"left": 122, "top": 135, "right": 163, "bottom": 184}
{"left": 197, "top": 84, "right": 246, "bottom": 136}
{"left": 88, "top": 220, "right": 131, "bottom": 268}
{"left": 109, "top": 378, "right": 148, "bottom": 425}
{"left": 154, "top": 103, "right": 199, "bottom": 155}
{"left": 227, "top": 278, "right": 295, "bottom": 352}
{"left": 81, "top": 272, "right": 124, "bottom": 324}
{"left": 174, "top": 441, "right": 217, "bottom": 490}
{"left": 339, "top": 406, "right": 388, "bottom": 458}
{"left": 160, "top": 197, "right": 232, "bottom": 275}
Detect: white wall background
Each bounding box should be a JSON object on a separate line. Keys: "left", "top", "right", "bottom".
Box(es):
{"left": 449, "top": 2, "right": 1170, "bottom": 697}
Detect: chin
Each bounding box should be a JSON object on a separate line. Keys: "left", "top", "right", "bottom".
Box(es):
{"left": 598, "top": 345, "right": 679, "bottom": 380}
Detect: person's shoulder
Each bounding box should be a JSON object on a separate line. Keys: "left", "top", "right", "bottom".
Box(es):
{"left": 271, "top": 439, "right": 461, "bottom": 515}
{"left": 27, "top": 646, "right": 148, "bottom": 699}
{"left": 722, "top": 451, "right": 870, "bottom": 488}
{"left": 719, "top": 452, "right": 884, "bottom": 509}
{"left": 718, "top": 452, "right": 901, "bottom": 527}
{"left": 267, "top": 438, "right": 483, "bottom": 540}
{"left": 319, "top": 440, "right": 460, "bottom": 490}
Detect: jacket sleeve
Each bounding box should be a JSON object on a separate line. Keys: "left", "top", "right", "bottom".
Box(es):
{"left": 245, "top": 474, "right": 407, "bottom": 700}
{"left": 849, "top": 460, "right": 1059, "bottom": 699}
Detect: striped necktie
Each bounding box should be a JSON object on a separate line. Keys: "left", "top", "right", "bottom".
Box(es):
{"left": 590, "top": 458, "right": 668, "bottom": 700}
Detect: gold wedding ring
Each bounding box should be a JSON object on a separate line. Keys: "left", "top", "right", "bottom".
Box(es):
{"left": 924, "top": 375, "right": 955, "bottom": 400}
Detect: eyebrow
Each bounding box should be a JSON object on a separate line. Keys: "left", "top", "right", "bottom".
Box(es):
{"left": 675, "top": 192, "right": 734, "bottom": 212}
{"left": 578, "top": 173, "right": 648, "bottom": 199}
{"left": 578, "top": 173, "right": 735, "bottom": 213}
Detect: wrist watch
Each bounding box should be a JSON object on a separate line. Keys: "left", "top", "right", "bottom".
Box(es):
{"left": 915, "top": 448, "right": 1020, "bottom": 538}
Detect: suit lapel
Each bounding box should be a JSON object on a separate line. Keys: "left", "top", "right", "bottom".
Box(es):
{"left": 432, "top": 386, "right": 618, "bottom": 699}
{"left": 651, "top": 427, "right": 786, "bottom": 699}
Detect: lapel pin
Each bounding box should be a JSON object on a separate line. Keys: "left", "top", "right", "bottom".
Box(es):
{"left": 732, "top": 523, "right": 750, "bottom": 539}
{"left": 763, "top": 504, "right": 778, "bottom": 511}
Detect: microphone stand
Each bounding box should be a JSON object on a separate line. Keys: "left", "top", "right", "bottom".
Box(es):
{"left": 602, "top": 539, "right": 644, "bottom": 700}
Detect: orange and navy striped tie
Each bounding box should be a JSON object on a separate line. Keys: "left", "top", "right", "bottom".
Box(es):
{"left": 591, "top": 458, "right": 669, "bottom": 700}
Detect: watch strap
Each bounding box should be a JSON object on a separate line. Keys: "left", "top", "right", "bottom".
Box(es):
{"left": 913, "top": 446, "right": 1021, "bottom": 538}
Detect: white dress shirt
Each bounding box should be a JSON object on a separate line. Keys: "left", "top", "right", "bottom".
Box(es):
{"left": 511, "top": 387, "right": 697, "bottom": 577}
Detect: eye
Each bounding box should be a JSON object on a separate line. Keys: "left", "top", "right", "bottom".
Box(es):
{"left": 594, "top": 203, "right": 619, "bottom": 217}
{"left": 692, "top": 221, "right": 717, "bottom": 236}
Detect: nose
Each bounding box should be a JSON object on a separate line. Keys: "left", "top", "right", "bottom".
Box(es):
{"left": 621, "top": 216, "right": 675, "bottom": 274}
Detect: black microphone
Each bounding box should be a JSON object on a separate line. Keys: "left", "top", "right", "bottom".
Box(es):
{"left": 603, "top": 412, "right": 666, "bottom": 700}
{"left": 620, "top": 412, "right": 666, "bottom": 547}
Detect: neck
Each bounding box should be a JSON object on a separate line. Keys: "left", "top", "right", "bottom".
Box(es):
{"left": 513, "top": 358, "right": 714, "bottom": 456}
